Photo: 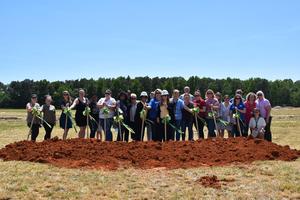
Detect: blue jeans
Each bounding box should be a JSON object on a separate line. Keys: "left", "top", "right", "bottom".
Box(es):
{"left": 100, "top": 118, "right": 113, "bottom": 141}
{"left": 175, "top": 119, "right": 184, "bottom": 141}
{"left": 182, "top": 119, "right": 193, "bottom": 141}
{"left": 206, "top": 118, "right": 216, "bottom": 138}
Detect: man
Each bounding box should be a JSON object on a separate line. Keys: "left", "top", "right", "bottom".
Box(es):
{"left": 180, "top": 86, "right": 194, "bottom": 101}
{"left": 170, "top": 89, "right": 184, "bottom": 141}
{"left": 126, "top": 93, "right": 138, "bottom": 141}
{"left": 97, "top": 89, "right": 116, "bottom": 141}
{"left": 256, "top": 91, "right": 272, "bottom": 141}
{"left": 148, "top": 89, "right": 162, "bottom": 141}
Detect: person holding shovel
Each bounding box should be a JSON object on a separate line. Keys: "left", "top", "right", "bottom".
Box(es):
{"left": 193, "top": 91, "right": 206, "bottom": 139}
{"left": 205, "top": 89, "right": 220, "bottom": 138}
{"left": 182, "top": 93, "right": 194, "bottom": 141}
{"left": 230, "top": 94, "right": 246, "bottom": 137}
{"left": 116, "top": 91, "right": 128, "bottom": 141}
{"left": 59, "top": 91, "right": 73, "bottom": 140}
{"left": 126, "top": 93, "right": 138, "bottom": 141}
{"left": 157, "top": 90, "right": 173, "bottom": 141}
{"left": 170, "top": 89, "right": 184, "bottom": 141}
{"left": 136, "top": 91, "right": 151, "bottom": 141}
{"left": 88, "top": 95, "right": 100, "bottom": 138}
{"left": 97, "top": 89, "right": 116, "bottom": 141}
{"left": 148, "top": 89, "right": 162, "bottom": 141}
{"left": 26, "top": 94, "right": 41, "bottom": 141}
{"left": 40, "top": 95, "right": 56, "bottom": 140}
{"left": 70, "top": 88, "right": 89, "bottom": 138}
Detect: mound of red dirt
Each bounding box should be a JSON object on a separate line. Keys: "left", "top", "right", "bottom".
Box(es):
{"left": 0, "top": 137, "right": 299, "bottom": 170}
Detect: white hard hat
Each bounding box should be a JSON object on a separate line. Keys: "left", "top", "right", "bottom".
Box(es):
{"left": 161, "top": 90, "right": 169, "bottom": 96}
{"left": 140, "top": 91, "right": 148, "bottom": 97}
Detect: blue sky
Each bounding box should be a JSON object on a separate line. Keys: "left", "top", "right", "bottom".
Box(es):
{"left": 0, "top": 0, "right": 299, "bottom": 83}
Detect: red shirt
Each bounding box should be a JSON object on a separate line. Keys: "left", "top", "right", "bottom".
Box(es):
{"left": 193, "top": 99, "right": 206, "bottom": 118}
{"left": 244, "top": 101, "right": 256, "bottom": 124}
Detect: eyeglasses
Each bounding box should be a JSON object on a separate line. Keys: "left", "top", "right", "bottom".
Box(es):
{"left": 235, "top": 98, "right": 241, "bottom": 100}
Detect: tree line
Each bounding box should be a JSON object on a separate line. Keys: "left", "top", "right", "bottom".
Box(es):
{"left": 0, "top": 76, "right": 299, "bottom": 108}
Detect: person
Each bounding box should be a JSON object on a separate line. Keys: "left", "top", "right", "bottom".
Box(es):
{"left": 157, "top": 90, "right": 174, "bottom": 141}
{"left": 220, "top": 95, "right": 232, "bottom": 137}
{"left": 70, "top": 89, "right": 89, "bottom": 138}
{"left": 248, "top": 108, "right": 266, "bottom": 139}
{"left": 193, "top": 90, "right": 206, "bottom": 139}
{"left": 182, "top": 93, "right": 194, "bottom": 141}
{"left": 205, "top": 89, "right": 219, "bottom": 138}
{"left": 149, "top": 91, "right": 155, "bottom": 100}
{"left": 97, "top": 89, "right": 116, "bottom": 141}
{"left": 59, "top": 91, "right": 73, "bottom": 140}
{"left": 88, "top": 95, "right": 100, "bottom": 139}
{"left": 244, "top": 92, "right": 257, "bottom": 136}
{"left": 148, "top": 89, "right": 162, "bottom": 141}
{"left": 230, "top": 89, "right": 245, "bottom": 103}
{"left": 180, "top": 86, "right": 194, "bottom": 101}
{"left": 135, "top": 91, "right": 151, "bottom": 141}
{"left": 256, "top": 91, "right": 272, "bottom": 141}
{"left": 170, "top": 89, "right": 184, "bottom": 141}
{"left": 26, "top": 94, "right": 41, "bottom": 141}
{"left": 230, "top": 94, "right": 246, "bottom": 137}
{"left": 116, "top": 91, "right": 128, "bottom": 141}
{"left": 40, "top": 95, "right": 56, "bottom": 140}
{"left": 215, "top": 92, "right": 224, "bottom": 136}
{"left": 126, "top": 93, "right": 138, "bottom": 141}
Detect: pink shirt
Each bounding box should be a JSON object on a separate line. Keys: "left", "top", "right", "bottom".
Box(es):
{"left": 256, "top": 98, "right": 271, "bottom": 118}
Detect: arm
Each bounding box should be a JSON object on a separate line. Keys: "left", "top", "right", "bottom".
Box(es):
{"left": 69, "top": 98, "right": 78, "bottom": 109}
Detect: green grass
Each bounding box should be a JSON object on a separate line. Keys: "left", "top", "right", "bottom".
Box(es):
{"left": 0, "top": 108, "right": 299, "bottom": 199}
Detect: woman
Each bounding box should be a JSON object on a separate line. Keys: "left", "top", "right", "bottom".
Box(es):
{"left": 215, "top": 92, "right": 224, "bottom": 136}
{"left": 40, "top": 95, "right": 56, "bottom": 140}
{"left": 89, "top": 95, "right": 100, "bottom": 139}
{"left": 97, "top": 89, "right": 116, "bottom": 141}
{"left": 26, "top": 94, "right": 41, "bottom": 141}
{"left": 256, "top": 91, "right": 272, "bottom": 141}
{"left": 182, "top": 93, "right": 194, "bottom": 141}
{"left": 205, "top": 89, "right": 220, "bottom": 138}
{"left": 230, "top": 94, "right": 246, "bottom": 137}
{"left": 70, "top": 88, "right": 89, "bottom": 138}
{"left": 148, "top": 89, "right": 162, "bottom": 141}
{"left": 249, "top": 108, "right": 266, "bottom": 139}
{"left": 157, "top": 90, "right": 173, "bottom": 141}
{"left": 244, "top": 92, "right": 257, "bottom": 135}
{"left": 220, "top": 95, "right": 232, "bottom": 137}
{"left": 59, "top": 91, "right": 73, "bottom": 140}
{"left": 193, "top": 91, "right": 206, "bottom": 139}
{"left": 116, "top": 91, "right": 128, "bottom": 141}
{"left": 135, "top": 91, "right": 151, "bottom": 141}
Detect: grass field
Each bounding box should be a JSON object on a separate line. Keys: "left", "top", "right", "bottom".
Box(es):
{"left": 0, "top": 108, "right": 299, "bottom": 199}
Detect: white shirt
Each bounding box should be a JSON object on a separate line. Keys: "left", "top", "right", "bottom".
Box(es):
{"left": 130, "top": 103, "right": 137, "bottom": 122}
{"left": 98, "top": 97, "right": 116, "bottom": 119}
{"left": 249, "top": 117, "right": 266, "bottom": 137}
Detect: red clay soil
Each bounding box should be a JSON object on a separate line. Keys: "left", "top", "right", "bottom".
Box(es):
{"left": 0, "top": 137, "right": 299, "bottom": 170}
{"left": 197, "top": 175, "right": 222, "bottom": 189}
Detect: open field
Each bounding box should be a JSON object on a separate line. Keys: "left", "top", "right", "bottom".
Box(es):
{"left": 0, "top": 108, "right": 299, "bottom": 199}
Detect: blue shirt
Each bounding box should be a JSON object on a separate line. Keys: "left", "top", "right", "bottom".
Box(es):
{"left": 148, "top": 98, "right": 159, "bottom": 119}
{"left": 230, "top": 102, "right": 245, "bottom": 121}
{"left": 172, "top": 98, "right": 184, "bottom": 120}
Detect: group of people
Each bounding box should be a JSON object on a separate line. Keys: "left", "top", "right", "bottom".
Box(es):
{"left": 26, "top": 86, "right": 272, "bottom": 142}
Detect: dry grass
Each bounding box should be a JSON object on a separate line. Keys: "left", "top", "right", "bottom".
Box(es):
{"left": 0, "top": 108, "right": 299, "bottom": 199}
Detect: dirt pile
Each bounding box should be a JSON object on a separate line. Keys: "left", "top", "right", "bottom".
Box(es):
{"left": 0, "top": 137, "right": 299, "bottom": 170}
